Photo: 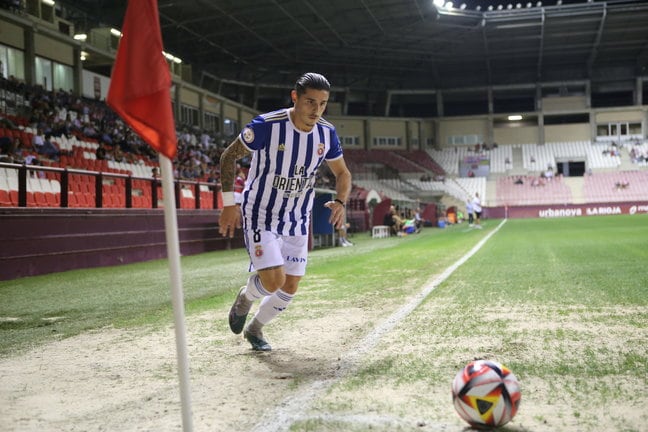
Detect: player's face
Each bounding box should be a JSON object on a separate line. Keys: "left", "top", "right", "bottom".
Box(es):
{"left": 291, "top": 88, "right": 329, "bottom": 132}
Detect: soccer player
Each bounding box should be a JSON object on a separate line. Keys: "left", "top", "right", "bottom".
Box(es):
{"left": 219, "top": 72, "right": 352, "bottom": 351}
{"left": 472, "top": 192, "right": 482, "bottom": 228}
{"left": 466, "top": 197, "right": 474, "bottom": 227}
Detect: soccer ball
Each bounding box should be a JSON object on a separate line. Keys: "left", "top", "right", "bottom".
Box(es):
{"left": 452, "top": 359, "right": 521, "bottom": 429}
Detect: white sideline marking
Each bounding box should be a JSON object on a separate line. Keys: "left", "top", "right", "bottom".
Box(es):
{"left": 289, "top": 413, "right": 453, "bottom": 431}
{"left": 252, "top": 219, "right": 508, "bottom": 432}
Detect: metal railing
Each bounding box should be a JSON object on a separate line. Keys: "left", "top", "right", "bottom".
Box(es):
{"left": 0, "top": 162, "right": 221, "bottom": 209}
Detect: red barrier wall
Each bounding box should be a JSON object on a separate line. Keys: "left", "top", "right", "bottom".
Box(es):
{"left": 485, "top": 201, "right": 648, "bottom": 219}
{"left": 0, "top": 208, "right": 243, "bottom": 280}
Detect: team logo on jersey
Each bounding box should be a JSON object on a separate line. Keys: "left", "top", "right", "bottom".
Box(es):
{"left": 254, "top": 245, "right": 263, "bottom": 257}
{"left": 317, "top": 143, "right": 325, "bottom": 156}
{"left": 278, "top": 143, "right": 286, "bottom": 151}
{"left": 241, "top": 127, "right": 255, "bottom": 144}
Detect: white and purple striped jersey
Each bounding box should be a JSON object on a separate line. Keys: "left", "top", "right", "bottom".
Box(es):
{"left": 239, "top": 108, "right": 343, "bottom": 236}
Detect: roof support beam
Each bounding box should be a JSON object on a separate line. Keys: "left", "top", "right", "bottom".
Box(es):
{"left": 586, "top": 5, "right": 607, "bottom": 78}
{"left": 160, "top": 12, "right": 248, "bottom": 66}
{"left": 303, "top": 0, "right": 348, "bottom": 46}
{"left": 359, "top": 0, "right": 386, "bottom": 35}
{"left": 481, "top": 20, "right": 492, "bottom": 85}
{"left": 537, "top": 8, "right": 545, "bottom": 81}
{"left": 270, "top": 0, "right": 329, "bottom": 52}
{"left": 199, "top": 0, "right": 293, "bottom": 61}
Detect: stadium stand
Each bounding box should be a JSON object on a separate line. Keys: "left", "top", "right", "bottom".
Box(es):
{"left": 629, "top": 143, "right": 648, "bottom": 166}
{"left": 489, "top": 145, "right": 515, "bottom": 174}
{"left": 496, "top": 175, "right": 573, "bottom": 206}
{"left": 352, "top": 179, "right": 415, "bottom": 202}
{"left": 1, "top": 58, "right": 646, "bottom": 222}
{"left": 583, "top": 171, "right": 648, "bottom": 203}
{"left": 0, "top": 79, "right": 224, "bottom": 209}
{"left": 343, "top": 149, "right": 425, "bottom": 174}
{"left": 394, "top": 150, "right": 445, "bottom": 176}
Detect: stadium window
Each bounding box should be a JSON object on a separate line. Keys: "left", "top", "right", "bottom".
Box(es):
{"left": 372, "top": 136, "right": 402, "bottom": 147}
{"left": 448, "top": 134, "right": 482, "bottom": 146}
{"left": 493, "top": 96, "right": 535, "bottom": 114}
{"left": 445, "top": 101, "right": 489, "bottom": 116}
{"left": 180, "top": 104, "right": 199, "bottom": 126}
{"left": 34, "top": 56, "right": 53, "bottom": 90}
{"left": 53, "top": 63, "right": 73, "bottom": 92}
{"left": 591, "top": 91, "right": 633, "bottom": 108}
{"left": 203, "top": 112, "right": 220, "bottom": 133}
{"left": 34, "top": 56, "right": 73, "bottom": 92}
{"left": 543, "top": 114, "right": 589, "bottom": 125}
{"left": 0, "top": 44, "right": 25, "bottom": 81}
{"left": 629, "top": 122, "right": 642, "bottom": 138}
{"left": 223, "top": 118, "right": 238, "bottom": 137}
{"left": 596, "top": 122, "right": 643, "bottom": 141}
{"left": 340, "top": 136, "right": 360, "bottom": 147}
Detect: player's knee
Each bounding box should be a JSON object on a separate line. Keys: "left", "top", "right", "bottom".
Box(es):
{"left": 282, "top": 275, "right": 301, "bottom": 295}
{"left": 257, "top": 270, "right": 285, "bottom": 292}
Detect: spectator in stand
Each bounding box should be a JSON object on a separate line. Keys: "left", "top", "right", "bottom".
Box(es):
{"left": 0, "top": 135, "right": 12, "bottom": 157}
{"left": 615, "top": 180, "right": 629, "bottom": 190}
{"left": 0, "top": 136, "right": 24, "bottom": 163}
{"left": 5, "top": 80, "right": 224, "bottom": 192}
{"left": 199, "top": 131, "right": 212, "bottom": 150}
{"left": 545, "top": 167, "right": 554, "bottom": 180}
{"left": 32, "top": 129, "right": 59, "bottom": 160}
{"left": 206, "top": 165, "right": 220, "bottom": 183}
{"left": 96, "top": 143, "right": 107, "bottom": 160}
{"left": 32, "top": 128, "right": 45, "bottom": 149}
{"left": 112, "top": 145, "right": 125, "bottom": 162}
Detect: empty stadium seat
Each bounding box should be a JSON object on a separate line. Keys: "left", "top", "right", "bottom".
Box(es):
{"left": 0, "top": 190, "right": 11, "bottom": 206}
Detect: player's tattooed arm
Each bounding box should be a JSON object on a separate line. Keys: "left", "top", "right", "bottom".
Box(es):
{"left": 219, "top": 138, "right": 251, "bottom": 192}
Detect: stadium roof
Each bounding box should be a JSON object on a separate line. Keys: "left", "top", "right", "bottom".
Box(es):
{"left": 59, "top": 0, "right": 648, "bottom": 93}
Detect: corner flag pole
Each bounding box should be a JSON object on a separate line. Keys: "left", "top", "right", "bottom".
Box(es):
{"left": 159, "top": 155, "right": 194, "bottom": 432}
{"left": 105, "top": 0, "right": 194, "bottom": 430}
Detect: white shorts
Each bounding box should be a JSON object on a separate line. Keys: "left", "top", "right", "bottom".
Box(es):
{"left": 243, "top": 229, "right": 309, "bottom": 276}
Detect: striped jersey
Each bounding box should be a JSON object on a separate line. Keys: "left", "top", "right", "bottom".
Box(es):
{"left": 239, "top": 108, "right": 343, "bottom": 235}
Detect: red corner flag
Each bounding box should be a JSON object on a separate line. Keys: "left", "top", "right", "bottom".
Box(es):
{"left": 107, "top": 0, "right": 177, "bottom": 160}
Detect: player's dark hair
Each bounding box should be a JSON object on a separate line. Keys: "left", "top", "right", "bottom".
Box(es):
{"left": 294, "top": 72, "right": 331, "bottom": 95}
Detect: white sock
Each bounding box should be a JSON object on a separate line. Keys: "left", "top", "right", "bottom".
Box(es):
{"left": 253, "top": 289, "right": 294, "bottom": 325}
{"left": 244, "top": 274, "right": 271, "bottom": 301}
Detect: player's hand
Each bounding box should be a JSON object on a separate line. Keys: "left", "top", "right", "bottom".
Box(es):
{"left": 218, "top": 205, "right": 241, "bottom": 238}
{"left": 324, "top": 200, "right": 346, "bottom": 229}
